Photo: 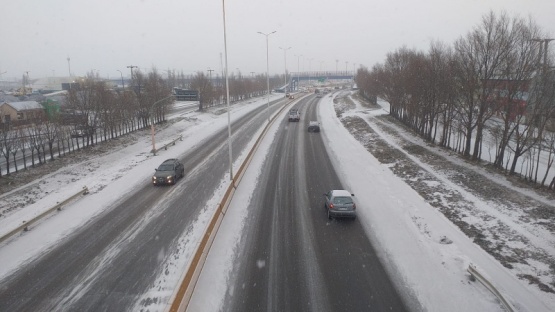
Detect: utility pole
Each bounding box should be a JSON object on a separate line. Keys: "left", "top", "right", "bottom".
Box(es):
{"left": 532, "top": 38, "right": 554, "bottom": 73}
{"left": 207, "top": 68, "right": 214, "bottom": 82}
{"left": 543, "top": 39, "right": 554, "bottom": 72}
{"left": 127, "top": 65, "right": 138, "bottom": 93}
{"left": 127, "top": 65, "right": 138, "bottom": 80}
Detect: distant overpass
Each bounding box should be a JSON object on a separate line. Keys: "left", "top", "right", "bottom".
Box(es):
{"left": 277, "top": 71, "right": 354, "bottom": 92}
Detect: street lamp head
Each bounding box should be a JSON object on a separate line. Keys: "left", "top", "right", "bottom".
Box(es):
{"left": 258, "top": 30, "right": 276, "bottom": 36}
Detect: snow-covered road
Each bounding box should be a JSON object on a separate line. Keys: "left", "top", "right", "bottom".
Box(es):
{"left": 1, "top": 91, "right": 553, "bottom": 311}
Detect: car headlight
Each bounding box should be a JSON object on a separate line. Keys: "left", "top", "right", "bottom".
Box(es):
{"left": 167, "top": 175, "right": 173, "bottom": 180}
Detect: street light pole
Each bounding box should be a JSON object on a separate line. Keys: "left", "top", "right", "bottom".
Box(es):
{"left": 0, "top": 71, "right": 5, "bottom": 88}
{"left": 117, "top": 70, "right": 125, "bottom": 90}
{"left": 279, "top": 46, "right": 291, "bottom": 95}
{"left": 258, "top": 30, "right": 276, "bottom": 122}
{"left": 295, "top": 54, "right": 302, "bottom": 91}
{"left": 307, "top": 57, "right": 313, "bottom": 85}
{"left": 24, "top": 71, "right": 30, "bottom": 95}
{"left": 222, "top": 0, "right": 233, "bottom": 180}
{"left": 149, "top": 95, "right": 175, "bottom": 154}
{"left": 67, "top": 56, "right": 72, "bottom": 90}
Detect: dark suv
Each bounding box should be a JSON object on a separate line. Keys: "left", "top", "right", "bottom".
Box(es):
{"left": 152, "top": 158, "right": 185, "bottom": 185}
{"left": 308, "top": 121, "right": 320, "bottom": 132}
{"left": 324, "top": 190, "right": 356, "bottom": 219}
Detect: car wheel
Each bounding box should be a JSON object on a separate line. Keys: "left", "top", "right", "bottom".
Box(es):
{"left": 173, "top": 176, "right": 177, "bottom": 185}
{"left": 327, "top": 209, "right": 332, "bottom": 220}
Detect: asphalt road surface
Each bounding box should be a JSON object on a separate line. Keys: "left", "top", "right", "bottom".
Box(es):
{"left": 0, "top": 98, "right": 284, "bottom": 311}
{"left": 223, "top": 95, "right": 408, "bottom": 311}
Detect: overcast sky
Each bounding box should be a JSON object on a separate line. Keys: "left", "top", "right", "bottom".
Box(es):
{"left": 2, "top": 0, "right": 555, "bottom": 81}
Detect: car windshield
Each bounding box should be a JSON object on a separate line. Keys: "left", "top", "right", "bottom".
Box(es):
{"left": 333, "top": 197, "right": 353, "bottom": 205}
{"left": 158, "top": 164, "right": 173, "bottom": 171}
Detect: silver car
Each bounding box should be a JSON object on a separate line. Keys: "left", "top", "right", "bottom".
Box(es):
{"left": 323, "top": 190, "right": 357, "bottom": 219}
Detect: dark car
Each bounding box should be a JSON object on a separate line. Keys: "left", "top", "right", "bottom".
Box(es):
{"left": 308, "top": 121, "right": 320, "bottom": 132}
{"left": 152, "top": 158, "right": 185, "bottom": 185}
{"left": 324, "top": 190, "right": 357, "bottom": 219}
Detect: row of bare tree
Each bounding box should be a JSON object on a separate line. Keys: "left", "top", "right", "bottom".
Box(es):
{"left": 188, "top": 71, "right": 283, "bottom": 110}
{"left": 0, "top": 70, "right": 174, "bottom": 177}
{"left": 355, "top": 11, "right": 555, "bottom": 186}
{"left": 1, "top": 68, "right": 283, "bottom": 178}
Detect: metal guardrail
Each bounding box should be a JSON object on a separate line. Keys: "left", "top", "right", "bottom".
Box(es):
{"left": 152, "top": 135, "right": 183, "bottom": 155}
{"left": 0, "top": 186, "right": 89, "bottom": 245}
{"left": 467, "top": 264, "right": 515, "bottom": 312}
{"left": 167, "top": 94, "right": 303, "bottom": 312}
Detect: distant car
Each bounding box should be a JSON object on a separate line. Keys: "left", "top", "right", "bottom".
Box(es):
{"left": 308, "top": 121, "right": 320, "bottom": 132}
{"left": 152, "top": 158, "right": 185, "bottom": 185}
{"left": 288, "top": 108, "right": 300, "bottom": 122}
{"left": 324, "top": 190, "right": 356, "bottom": 219}
{"left": 71, "top": 125, "right": 95, "bottom": 138}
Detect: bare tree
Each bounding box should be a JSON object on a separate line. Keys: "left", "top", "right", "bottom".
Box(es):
{"left": 190, "top": 71, "right": 213, "bottom": 111}
{"left": 42, "top": 117, "right": 60, "bottom": 161}
{"left": 453, "top": 11, "right": 517, "bottom": 159}
{"left": 0, "top": 125, "right": 13, "bottom": 175}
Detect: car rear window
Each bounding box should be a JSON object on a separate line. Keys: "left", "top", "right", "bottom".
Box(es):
{"left": 333, "top": 197, "right": 353, "bottom": 204}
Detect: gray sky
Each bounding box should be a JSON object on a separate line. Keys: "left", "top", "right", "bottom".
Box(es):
{"left": 2, "top": 0, "right": 555, "bottom": 80}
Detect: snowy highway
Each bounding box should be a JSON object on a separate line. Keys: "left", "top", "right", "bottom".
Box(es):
{"left": 0, "top": 97, "right": 285, "bottom": 311}
{"left": 208, "top": 95, "right": 406, "bottom": 311}
{"left": 0, "top": 91, "right": 553, "bottom": 312}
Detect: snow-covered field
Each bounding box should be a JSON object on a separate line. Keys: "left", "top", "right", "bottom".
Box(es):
{"left": 1, "top": 91, "right": 554, "bottom": 311}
